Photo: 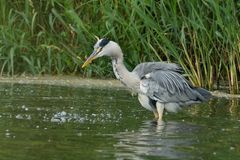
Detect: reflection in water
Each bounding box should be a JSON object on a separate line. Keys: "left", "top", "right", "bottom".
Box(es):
{"left": 229, "top": 99, "right": 240, "bottom": 118}
{"left": 114, "top": 120, "right": 199, "bottom": 160}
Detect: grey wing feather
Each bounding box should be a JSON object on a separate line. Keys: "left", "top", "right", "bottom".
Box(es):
{"left": 133, "top": 62, "right": 183, "bottom": 79}
{"left": 133, "top": 61, "right": 211, "bottom": 105}
{"left": 139, "top": 70, "right": 210, "bottom": 105}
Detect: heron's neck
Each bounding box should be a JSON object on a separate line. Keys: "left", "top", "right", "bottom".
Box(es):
{"left": 112, "top": 55, "right": 140, "bottom": 91}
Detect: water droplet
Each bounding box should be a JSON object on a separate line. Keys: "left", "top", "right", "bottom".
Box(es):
{"left": 16, "top": 114, "right": 23, "bottom": 119}
{"left": 60, "top": 111, "right": 67, "bottom": 116}
{"left": 77, "top": 133, "right": 82, "bottom": 136}
{"left": 5, "top": 132, "right": 11, "bottom": 137}
{"left": 230, "top": 147, "right": 235, "bottom": 150}
{"left": 26, "top": 115, "right": 31, "bottom": 120}
{"left": 51, "top": 118, "right": 61, "bottom": 123}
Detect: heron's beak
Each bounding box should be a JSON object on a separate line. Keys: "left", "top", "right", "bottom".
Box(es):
{"left": 82, "top": 48, "right": 101, "bottom": 68}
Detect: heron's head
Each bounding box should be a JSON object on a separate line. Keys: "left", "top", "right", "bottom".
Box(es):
{"left": 82, "top": 38, "right": 122, "bottom": 68}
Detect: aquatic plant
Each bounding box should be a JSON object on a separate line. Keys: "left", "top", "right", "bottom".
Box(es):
{"left": 0, "top": 0, "right": 239, "bottom": 93}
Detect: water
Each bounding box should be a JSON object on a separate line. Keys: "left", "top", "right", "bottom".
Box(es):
{"left": 0, "top": 83, "right": 239, "bottom": 160}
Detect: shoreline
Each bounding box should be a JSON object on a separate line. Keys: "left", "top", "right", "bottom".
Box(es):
{"left": 0, "top": 75, "right": 239, "bottom": 99}
{"left": 0, "top": 75, "right": 123, "bottom": 89}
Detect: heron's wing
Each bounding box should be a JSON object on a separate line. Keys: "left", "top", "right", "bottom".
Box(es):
{"left": 139, "top": 70, "right": 208, "bottom": 105}
{"left": 132, "top": 62, "right": 183, "bottom": 79}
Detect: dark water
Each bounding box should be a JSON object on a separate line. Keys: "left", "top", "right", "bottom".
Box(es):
{"left": 0, "top": 83, "right": 239, "bottom": 160}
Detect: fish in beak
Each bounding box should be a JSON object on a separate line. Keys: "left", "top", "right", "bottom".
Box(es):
{"left": 82, "top": 47, "right": 102, "bottom": 68}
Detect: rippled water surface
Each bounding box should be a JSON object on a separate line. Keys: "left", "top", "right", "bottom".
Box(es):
{"left": 0, "top": 83, "right": 240, "bottom": 160}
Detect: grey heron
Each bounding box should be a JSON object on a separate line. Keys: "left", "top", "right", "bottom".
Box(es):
{"left": 82, "top": 38, "right": 211, "bottom": 120}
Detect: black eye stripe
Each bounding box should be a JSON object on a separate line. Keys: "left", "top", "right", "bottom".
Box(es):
{"left": 99, "top": 38, "right": 109, "bottom": 47}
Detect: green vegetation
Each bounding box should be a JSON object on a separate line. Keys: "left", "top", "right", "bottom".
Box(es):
{"left": 0, "top": 0, "right": 239, "bottom": 93}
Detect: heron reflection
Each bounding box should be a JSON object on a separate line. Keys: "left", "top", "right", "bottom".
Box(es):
{"left": 113, "top": 120, "right": 199, "bottom": 159}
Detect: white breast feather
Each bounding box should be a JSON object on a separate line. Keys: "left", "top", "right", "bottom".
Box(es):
{"left": 112, "top": 60, "right": 120, "bottom": 79}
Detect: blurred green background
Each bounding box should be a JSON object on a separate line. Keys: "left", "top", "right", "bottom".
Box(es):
{"left": 0, "top": 0, "right": 239, "bottom": 93}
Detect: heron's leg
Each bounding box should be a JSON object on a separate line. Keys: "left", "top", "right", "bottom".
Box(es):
{"left": 156, "top": 102, "right": 164, "bottom": 120}
{"left": 153, "top": 111, "right": 159, "bottom": 119}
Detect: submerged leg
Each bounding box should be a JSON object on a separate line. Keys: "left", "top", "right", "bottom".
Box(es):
{"left": 156, "top": 102, "right": 165, "bottom": 120}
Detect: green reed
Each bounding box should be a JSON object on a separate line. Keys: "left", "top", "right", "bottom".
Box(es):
{"left": 0, "top": 0, "right": 239, "bottom": 93}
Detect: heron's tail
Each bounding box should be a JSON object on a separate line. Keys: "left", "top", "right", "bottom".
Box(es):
{"left": 196, "top": 88, "right": 212, "bottom": 101}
